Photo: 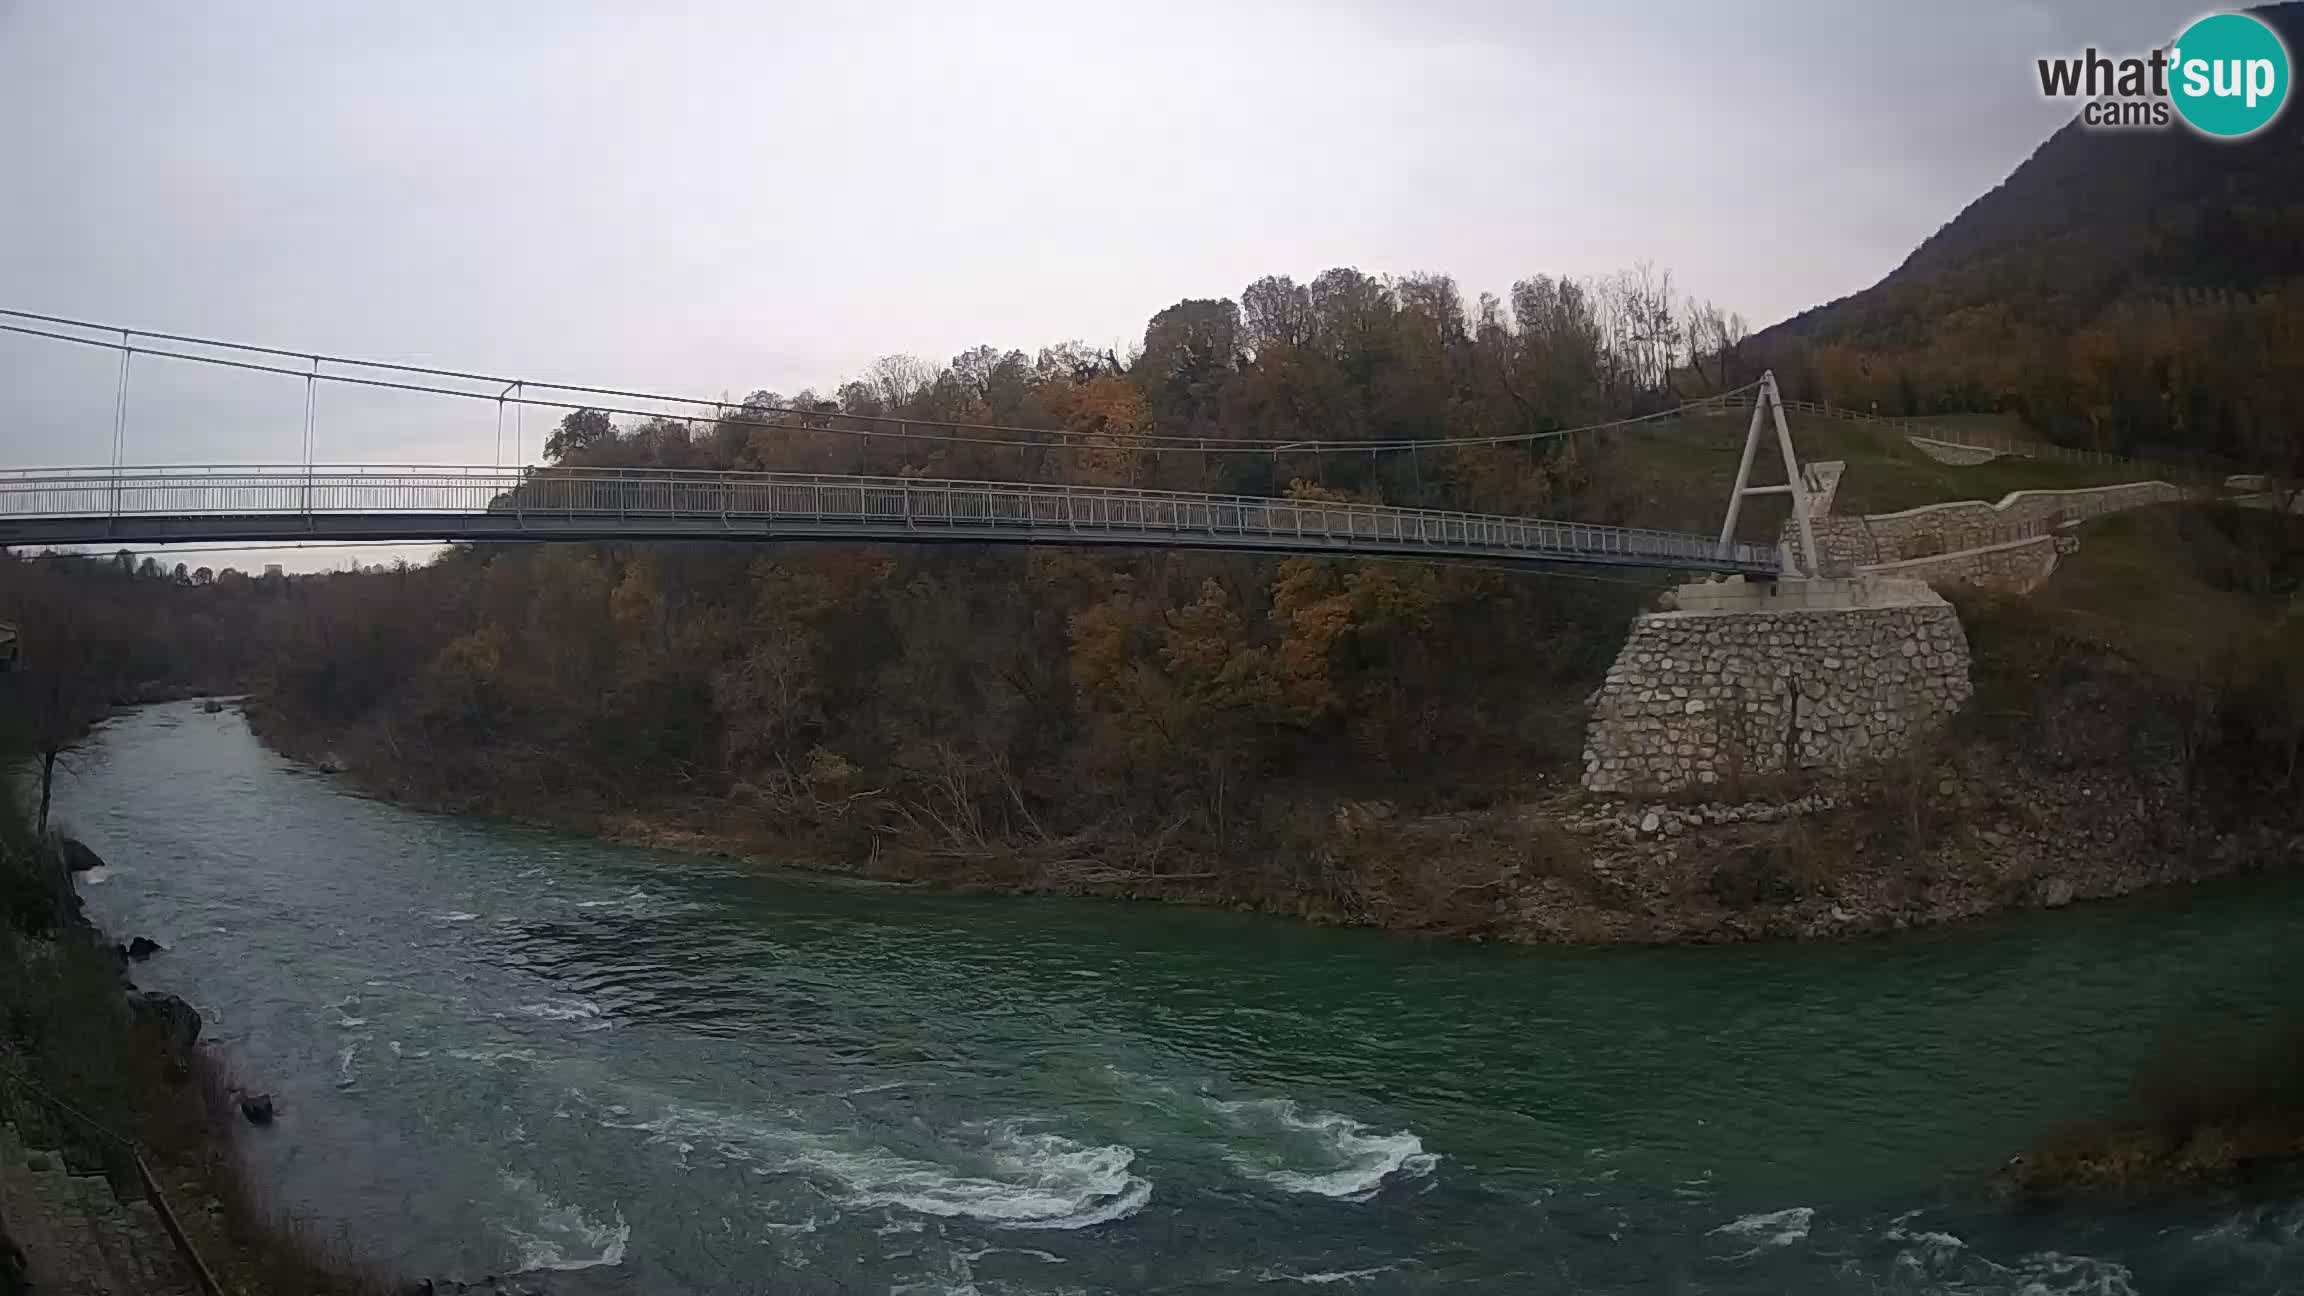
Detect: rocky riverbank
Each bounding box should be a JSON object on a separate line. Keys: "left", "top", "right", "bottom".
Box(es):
{"left": 2002, "top": 1115, "right": 2304, "bottom": 1193}
{"left": 245, "top": 678, "right": 2303, "bottom": 948}
{"left": 0, "top": 828, "right": 369, "bottom": 1293}
{"left": 0, "top": 817, "right": 567, "bottom": 1295}
{"left": 227, "top": 532, "right": 2304, "bottom": 948}
{"left": 1998, "top": 1014, "right": 2304, "bottom": 1196}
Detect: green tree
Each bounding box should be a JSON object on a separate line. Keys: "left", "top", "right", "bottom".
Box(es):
{"left": 1135, "top": 298, "right": 1241, "bottom": 419}
{"left": 0, "top": 568, "right": 128, "bottom": 831}
{"left": 545, "top": 408, "right": 616, "bottom": 461}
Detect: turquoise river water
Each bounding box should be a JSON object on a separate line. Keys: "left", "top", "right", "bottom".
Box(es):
{"left": 51, "top": 701, "right": 2304, "bottom": 1293}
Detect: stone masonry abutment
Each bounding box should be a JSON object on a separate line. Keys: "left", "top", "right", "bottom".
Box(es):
{"left": 1582, "top": 576, "right": 1972, "bottom": 795}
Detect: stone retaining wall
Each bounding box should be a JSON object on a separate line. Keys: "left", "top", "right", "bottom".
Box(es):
{"left": 1782, "top": 479, "right": 2186, "bottom": 572}
{"left": 1777, "top": 461, "right": 1851, "bottom": 574}
{"left": 1858, "top": 534, "right": 2065, "bottom": 595}
{"left": 1790, "top": 516, "right": 1875, "bottom": 573}
{"left": 1854, "top": 481, "right": 2185, "bottom": 562}
{"left": 1582, "top": 578, "right": 1972, "bottom": 795}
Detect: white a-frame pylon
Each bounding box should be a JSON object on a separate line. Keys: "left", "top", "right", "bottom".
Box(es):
{"left": 1715, "top": 370, "right": 1819, "bottom": 578}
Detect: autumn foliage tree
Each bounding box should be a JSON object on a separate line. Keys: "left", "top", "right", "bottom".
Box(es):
{"left": 226, "top": 249, "right": 2304, "bottom": 918}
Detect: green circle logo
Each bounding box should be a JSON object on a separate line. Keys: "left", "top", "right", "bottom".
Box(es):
{"left": 2170, "top": 12, "right": 2290, "bottom": 138}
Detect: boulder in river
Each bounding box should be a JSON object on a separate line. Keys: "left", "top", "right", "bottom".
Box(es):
{"left": 125, "top": 936, "right": 164, "bottom": 961}
{"left": 128, "top": 991, "right": 202, "bottom": 1071}
{"left": 58, "top": 837, "right": 106, "bottom": 874}
{"left": 240, "top": 1093, "right": 276, "bottom": 1126}
{"left": 202, "top": 699, "right": 225, "bottom": 714}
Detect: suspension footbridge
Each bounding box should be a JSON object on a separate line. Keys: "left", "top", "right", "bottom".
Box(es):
{"left": 0, "top": 464, "right": 1780, "bottom": 572}
{"left": 0, "top": 311, "right": 1800, "bottom": 576}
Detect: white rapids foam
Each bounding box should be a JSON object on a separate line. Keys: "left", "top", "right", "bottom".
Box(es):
{"left": 444, "top": 1046, "right": 543, "bottom": 1065}
{"left": 1205, "top": 1097, "right": 1438, "bottom": 1201}
{"left": 432, "top": 911, "right": 480, "bottom": 924}
{"left": 508, "top": 998, "right": 611, "bottom": 1030}
{"left": 954, "top": 1243, "right": 1065, "bottom": 1264}
{"left": 1874, "top": 1218, "right": 2139, "bottom": 1295}
{"left": 1258, "top": 1262, "right": 1410, "bottom": 1285}
{"left": 497, "top": 1171, "right": 631, "bottom": 1273}
{"left": 2003, "top": 1251, "right": 2140, "bottom": 1296}
{"left": 2193, "top": 1198, "right": 2304, "bottom": 1258}
{"left": 1882, "top": 1212, "right": 1968, "bottom": 1268}
{"left": 786, "top": 1122, "right": 1149, "bottom": 1230}
{"left": 1710, "top": 1206, "right": 1814, "bottom": 1258}
{"left": 568, "top": 887, "right": 701, "bottom": 920}
{"left": 611, "top": 1102, "right": 1150, "bottom": 1230}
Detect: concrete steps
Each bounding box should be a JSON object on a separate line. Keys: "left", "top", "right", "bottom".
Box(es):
{"left": 123, "top": 1194, "right": 199, "bottom": 1292}
{"left": 0, "top": 1117, "right": 202, "bottom": 1296}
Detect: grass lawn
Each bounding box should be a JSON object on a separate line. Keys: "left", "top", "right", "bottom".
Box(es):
{"left": 2031, "top": 505, "right": 2304, "bottom": 662}
{"left": 1957, "top": 504, "right": 2303, "bottom": 741}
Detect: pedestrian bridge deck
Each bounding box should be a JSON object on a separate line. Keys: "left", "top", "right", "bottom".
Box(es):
{"left": 0, "top": 466, "right": 1783, "bottom": 574}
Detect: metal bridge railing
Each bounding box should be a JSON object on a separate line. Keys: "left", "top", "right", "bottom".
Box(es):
{"left": 0, "top": 464, "right": 1783, "bottom": 573}
{"left": 0, "top": 1057, "right": 227, "bottom": 1296}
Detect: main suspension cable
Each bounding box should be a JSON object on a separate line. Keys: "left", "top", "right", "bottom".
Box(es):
{"left": 0, "top": 308, "right": 1754, "bottom": 459}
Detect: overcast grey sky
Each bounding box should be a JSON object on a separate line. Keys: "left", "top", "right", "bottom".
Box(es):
{"left": 0, "top": 0, "right": 2195, "bottom": 569}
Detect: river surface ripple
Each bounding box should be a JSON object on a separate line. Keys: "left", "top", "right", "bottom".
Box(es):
{"left": 54, "top": 701, "right": 2304, "bottom": 1293}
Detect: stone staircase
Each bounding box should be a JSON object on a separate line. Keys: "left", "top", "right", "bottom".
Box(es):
{"left": 0, "top": 1115, "right": 203, "bottom": 1295}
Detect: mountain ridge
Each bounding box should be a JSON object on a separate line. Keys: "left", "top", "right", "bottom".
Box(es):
{"left": 1749, "top": 0, "right": 2304, "bottom": 465}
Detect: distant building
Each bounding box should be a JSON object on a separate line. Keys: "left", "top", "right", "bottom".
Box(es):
{"left": 263, "top": 564, "right": 285, "bottom": 579}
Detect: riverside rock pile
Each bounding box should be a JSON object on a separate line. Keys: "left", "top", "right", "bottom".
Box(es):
{"left": 1560, "top": 794, "right": 1841, "bottom": 840}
